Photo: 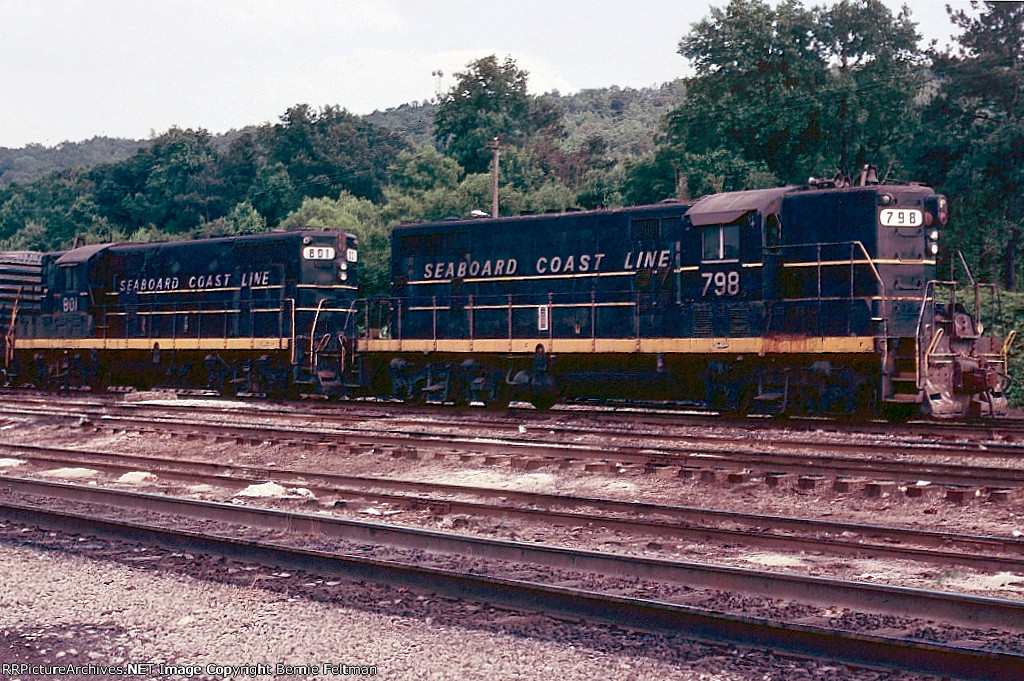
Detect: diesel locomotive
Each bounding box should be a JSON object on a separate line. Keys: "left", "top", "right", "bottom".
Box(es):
{"left": 354, "top": 170, "right": 1013, "bottom": 419}
{"left": 0, "top": 230, "right": 360, "bottom": 397}
{"left": 0, "top": 169, "right": 1013, "bottom": 419}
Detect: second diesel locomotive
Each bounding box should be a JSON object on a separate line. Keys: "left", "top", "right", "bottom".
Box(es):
{"left": 1, "top": 230, "right": 360, "bottom": 396}
{"left": 354, "top": 171, "right": 1012, "bottom": 419}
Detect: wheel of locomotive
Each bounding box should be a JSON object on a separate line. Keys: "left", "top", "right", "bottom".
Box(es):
{"left": 881, "top": 402, "right": 918, "bottom": 424}
{"left": 447, "top": 370, "right": 470, "bottom": 407}
{"left": 486, "top": 374, "right": 512, "bottom": 410}
{"left": 529, "top": 393, "right": 558, "bottom": 411}
{"left": 848, "top": 382, "right": 877, "bottom": 420}
{"left": 721, "top": 381, "right": 755, "bottom": 417}
{"left": 407, "top": 379, "right": 427, "bottom": 406}
{"left": 283, "top": 376, "right": 303, "bottom": 401}
{"left": 452, "top": 385, "right": 471, "bottom": 408}
{"left": 528, "top": 373, "right": 560, "bottom": 411}
{"left": 91, "top": 367, "right": 112, "bottom": 394}
{"left": 369, "top": 363, "right": 394, "bottom": 401}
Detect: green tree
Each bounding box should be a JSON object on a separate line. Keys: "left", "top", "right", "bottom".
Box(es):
{"left": 388, "top": 148, "right": 462, "bottom": 194}
{"left": 382, "top": 148, "right": 466, "bottom": 224}
{"left": 279, "top": 193, "right": 391, "bottom": 296}
{"left": 811, "top": 0, "right": 924, "bottom": 172}
{"left": 142, "top": 127, "right": 226, "bottom": 233}
{"left": 0, "top": 169, "right": 102, "bottom": 248}
{"left": 1, "top": 220, "right": 50, "bottom": 250}
{"left": 651, "top": 0, "right": 924, "bottom": 192}
{"left": 195, "top": 200, "right": 269, "bottom": 238}
{"left": 623, "top": 148, "right": 776, "bottom": 204}
{"left": 89, "top": 127, "right": 227, "bottom": 237}
{"left": 264, "top": 104, "right": 409, "bottom": 204}
{"left": 247, "top": 163, "right": 300, "bottom": 227}
{"left": 916, "top": 1, "right": 1024, "bottom": 290}
{"left": 434, "top": 55, "right": 563, "bottom": 174}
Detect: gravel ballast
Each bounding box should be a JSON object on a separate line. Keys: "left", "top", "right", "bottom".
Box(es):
{"left": 0, "top": 536, "right": 929, "bottom": 681}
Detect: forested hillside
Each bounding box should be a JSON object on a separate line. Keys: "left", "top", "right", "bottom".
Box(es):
{"left": 0, "top": 137, "right": 146, "bottom": 187}
{"left": 0, "top": 0, "right": 1021, "bottom": 307}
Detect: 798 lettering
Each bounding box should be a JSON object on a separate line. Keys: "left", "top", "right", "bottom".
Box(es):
{"left": 701, "top": 270, "right": 740, "bottom": 296}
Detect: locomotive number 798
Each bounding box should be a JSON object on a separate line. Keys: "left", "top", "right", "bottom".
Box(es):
{"left": 701, "top": 271, "right": 740, "bottom": 297}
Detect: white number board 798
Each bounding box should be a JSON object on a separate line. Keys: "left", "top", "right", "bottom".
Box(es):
{"left": 879, "top": 208, "right": 923, "bottom": 227}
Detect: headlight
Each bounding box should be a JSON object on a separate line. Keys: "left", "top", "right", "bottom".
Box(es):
{"left": 929, "top": 243, "right": 939, "bottom": 255}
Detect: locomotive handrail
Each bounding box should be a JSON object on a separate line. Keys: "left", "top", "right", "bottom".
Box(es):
{"left": 287, "top": 297, "right": 296, "bottom": 364}
{"left": 4, "top": 289, "right": 21, "bottom": 369}
{"left": 309, "top": 298, "right": 329, "bottom": 372}
{"left": 921, "top": 327, "right": 944, "bottom": 382}
{"left": 771, "top": 239, "right": 895, "bottom": 400}
{"left": 956, "top": 251, "right": 977, "bottom": 287}
{"left": 770, "top": 240, "right": 885, "bottom": 301}
{"left": 1003, "top": 330, "right": 1017, "bottom": 358}
{"left": 916, "top": 280, "right": 946, "bottom": 389}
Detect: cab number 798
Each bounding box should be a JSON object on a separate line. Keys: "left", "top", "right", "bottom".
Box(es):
{"left": 701, "top": 271, "right": 740, "bottom": 296}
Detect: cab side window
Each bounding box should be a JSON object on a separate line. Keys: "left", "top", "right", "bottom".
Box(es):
{"left": 702, "top": 224, "right": 740, "bottom": 261}
{"left": 63, "top": 265, "right": 76, "bottom": 291}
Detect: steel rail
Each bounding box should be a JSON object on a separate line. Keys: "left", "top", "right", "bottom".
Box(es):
{"left": 5, "top": 444, "right": 1024, "bottom": 572}
{"left": 74, "top": 410, "right": 1024, "bottom": 487}
{"left": 4, "top": 388, "right": 1024, "bottom": 454}
{"left": 1, "top": 476, "right": 1022, "bottom": 633}
{"left": 0, "top": 490, "right": 1021, "bottom": 680}
{"left": 6, "top": 395, "right": 1024, "bottom": 462}
{"left": 2, "top": 395, "right": 1022, "bottom": 489}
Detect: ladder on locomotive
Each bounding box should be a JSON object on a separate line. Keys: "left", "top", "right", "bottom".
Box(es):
{"left": 1, "top": 290, "right": 21, "bottom": 383}
{"left": 309, "top": 300, "right": 360, "bottom": 395}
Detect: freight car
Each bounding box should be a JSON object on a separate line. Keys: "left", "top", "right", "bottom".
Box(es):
{"left": 0, "top": 230, "right": 360, "bottom": 397}
{"left": 353, "top": 170, "right": 1013, "bottom": 419}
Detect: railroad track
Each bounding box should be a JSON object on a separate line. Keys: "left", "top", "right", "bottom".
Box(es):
{"left": 0, "top": 478, "right": 1021, "bottom": 680}
{"left": 4, "top": 389, "right": 1024, "bottom": 456}
{"left": 3, "top": 441, "right": 1024, "bottom": 576}
{"left": 4, "top": 398, "right": 1024, "bottom": 494}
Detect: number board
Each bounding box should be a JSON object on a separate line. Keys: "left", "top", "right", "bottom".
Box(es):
{"left": 303, "top": 246, "right": 336, "bottom": 261}
{"left": 879, "top": 209, "right": 922, "bottom": 227}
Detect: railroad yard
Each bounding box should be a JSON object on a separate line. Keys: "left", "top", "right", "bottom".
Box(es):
{"left": 2, "top": 392, "right": 1024, "bottom": 679}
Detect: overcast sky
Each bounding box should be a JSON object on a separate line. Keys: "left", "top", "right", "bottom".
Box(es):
{"left": 0, "top": 0, "right": 972, "bottom": 148}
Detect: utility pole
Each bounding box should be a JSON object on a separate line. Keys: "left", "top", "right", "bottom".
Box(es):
{"left": 486, "top": 137, "right": 500, "bottom": 218}
{"left": 431, "top": 70, "right": 444, "bottom": 102}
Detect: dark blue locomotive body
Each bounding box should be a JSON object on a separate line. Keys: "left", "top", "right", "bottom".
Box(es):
{"left": 359, "top": 177, "right": 1011, "bottom": 418}
{"left": 3, "top": 230, "right": 360, "bottom": 396}
{"left": 392, "top": 202, "right": 694, "bottom": 342}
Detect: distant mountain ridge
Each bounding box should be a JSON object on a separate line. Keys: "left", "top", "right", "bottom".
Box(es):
{"left": 1, "top": 80, "right": 685, "bottom": 187}
{"left": 0, "top": 137, "right": 147, "bottom": 186}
